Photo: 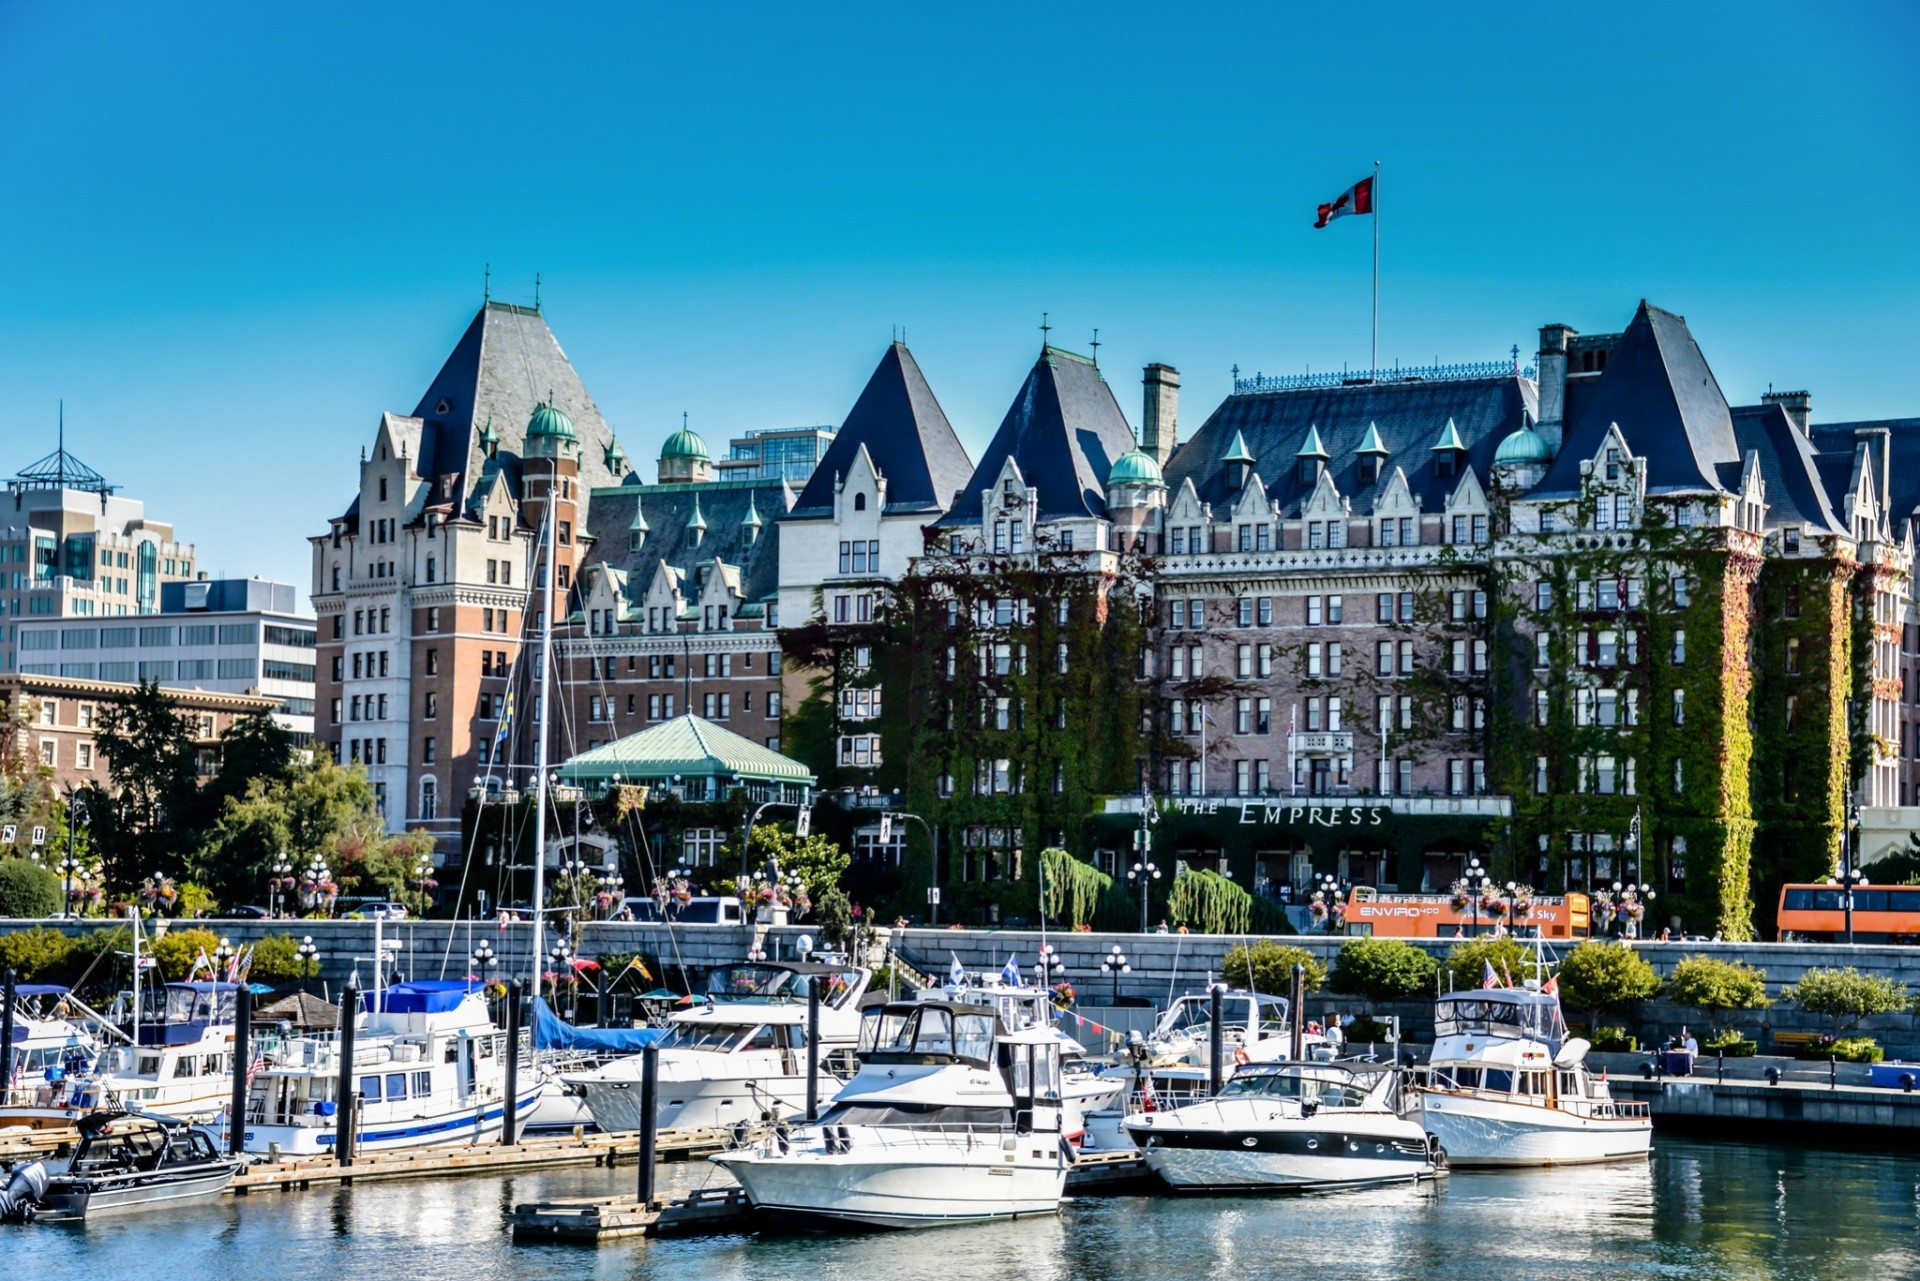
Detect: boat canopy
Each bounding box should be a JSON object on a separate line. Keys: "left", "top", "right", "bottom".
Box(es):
{"left": 860, "top": 1001, "right": 1001, "bottom": 1067}
{"left": 704, "top": 962, "right": 861, "bottom": 1007}
{"left": 364, "top": 981, "right": 481, "bottom": 1015}
{"left": 1434, "top": 989, "right": 1567, "bottom": 1046}
{"left": 530, "top": 996, "right": 669, "bottom": 1053}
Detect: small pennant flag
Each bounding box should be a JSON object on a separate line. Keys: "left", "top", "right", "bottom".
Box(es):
{"left": 1315, "top": 174, "right": 1376, "bottom": 228}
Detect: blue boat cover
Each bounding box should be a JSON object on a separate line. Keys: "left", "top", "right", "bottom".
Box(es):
{"left": 366, "top": 980, "right": 480, "bottom": 1015}
{"left": 530, "top": 997, "right": 668, "bottom": 1053}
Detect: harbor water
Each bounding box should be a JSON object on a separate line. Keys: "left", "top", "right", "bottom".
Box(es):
{"left": 10, "top": 1139, "right": 1918, "bottom": 1280}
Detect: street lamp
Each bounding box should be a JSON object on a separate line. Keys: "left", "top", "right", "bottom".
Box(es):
{"left": 268, "top": 852, "right": 292, "bottom": 918}
{"left": 1466, "top": 856, "right": 1486, "bottom": 936}
{"left": 1311, "top": 872, "right": 1344, "bottom": 933}
{"left": 1610, "top": 881, "right": 1656, "bottom": 939}
{"left": 297, "top": 936, "right": 320, "bottom": 994}
{"left": 213, "top": 937, "right": 234, "bottom": 981}
{"left": 1036, "top": 943, "right": 1067, "bottom": 989}
{"left": 300, "top": 858, "right": 335, "bottom": 917}
{"left": 1840, "top": 797, "right": 1864, "bottom": 946}
{"left": 62, "top": 791, "right": 87, "bottom": 918}
{"left": 1129, "top": 858, "right": 1161, "bottom": 934}
{"left": 548, "top": 939, "right": 575, "bottom": 1016}
{"left": 1102, "top": 945, "right": 1131, "bottom": 1003}
{"left": 410, "top": 853, "right": 436, "bottom": 917}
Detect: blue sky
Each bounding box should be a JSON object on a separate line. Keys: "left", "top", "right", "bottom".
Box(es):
{"left": 1, "top": 2, "right": 1914, "bottom": 591}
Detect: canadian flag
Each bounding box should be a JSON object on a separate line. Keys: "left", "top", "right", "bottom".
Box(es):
{"left": 1314, "top": 175, "right": 1375, "bottom": 228}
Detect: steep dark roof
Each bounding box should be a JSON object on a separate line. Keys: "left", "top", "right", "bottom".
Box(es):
{"left": 582, "top": 479, "right": 786, "bottom": 609}
{"left": 1168, "top": 375, "right": 1534, "bottom": 514}
{"left": 788, "top": 343, "right": 972, "bottom": 519}
{"left": 1536, "top": 302, "right": 1738, "bottom": 498}
{"left": 937, "top": 347, "right": 1138, "bottom": 525}
{"left": 1813, "top": 417, "right": 1920, "bottom": 522}
{"left": 1730, "top": 403, "right": 1847, "bottom": 536}
{"left": 345, "top": 302, "right": 635, "bottom": 522}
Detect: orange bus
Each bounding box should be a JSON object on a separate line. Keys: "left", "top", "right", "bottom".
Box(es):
{"left": 1341, "top": 887, "right": 1593, "bottom": 940}
{"left": 1776, "top": 884, "right": 1920, "bottom": 943}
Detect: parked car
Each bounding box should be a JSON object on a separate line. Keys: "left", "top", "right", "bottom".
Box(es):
{"left": 363, "top": 902, "right": 409, "bottom": 921}
{"left": 215, "top": 905, "right": 272, "bottom": 920}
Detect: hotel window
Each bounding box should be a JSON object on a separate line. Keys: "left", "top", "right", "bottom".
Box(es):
{"left": 1672, "top": 629, "right": 1686, "bottom": 664}
{"left": 1399, "top": 641, "right": 1416, "bottom": 675}
{"left": 1377, "top": 640, "right": 1394, "bottom": 675}
{"left": 1534, "top": 756, "right": 1549, "bottom": 795}
{"left": 1307, "top": 596, "right": 1323, "bottom": 626}
{"left": 1238, "top": 644, "right": 1254, "bottom": 678}
{"left": 1535, "top": 582, "right": 1553, "bottom": 611}
{"left": 1257, "top": 644, "right": 1274, "bottom": 678}
{"left": 1535, "top": 633, "right": 1550, "bottom": 669}
{"left": 1170, "top": 600, "right": 1187, "bottom": 629}
{"left": 1671, "top": 574, "right": 1690, "bottom": 608}
{"left": 1307, "top": 643, "right": 1323, "bottom": 677}
{"left": 1238, "top": 598, "right": 1253, "bottom": 627}
{"left": 1328, "top": 595, "right": 1343, "bottom": 624}
{"left": 1448, "top": 759, "right": 1465, "bottom": 794}
{"left": 1377, "top": 593, "right": 1393, "bottom": 623}
{"left": 1306, "top": 698, "right": 1323, "bottom": 732}
{"left": 1256, "top": 697, "right": 1271, "bottom": 734}
{"left": 1328, "top": 642, "right": 1343, "bottom": 675}
{"left": 1672, "top": 689, "right": 1685, "bottom": 725}
{"left": 1396, "top": 759, "right": 1413, "bottom": 795}
{"left": 1399, "top": 593, "right": 1416, "bottom": 623}
{"left": 1236, "top": 698, "right": 1252, "bottom": 734}
{"left": 1785, "top": 637, "right": 1801, "bottom": 675}
{"left": 1673, "top": 759, "right": 1685, "bottom": 796}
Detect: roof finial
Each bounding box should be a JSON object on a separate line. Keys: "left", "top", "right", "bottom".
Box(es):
{"left": 1510, "top": 343, "right": 1521, "bottom": 371}
{"left": 57, "top": 399, "right": 64, "bottom": 478}
{"left": 1040, "top": 312, "right": 1051, "bottom": 347}
{"left": 683, "top": 411, "right": 689, "bottom": 431}
{"left": 534, "top": 272, "right": 542, "bottom": 312}
{"left": 484, "top": 262, "right": 491, "bottom": 303}
{"left": 1091, "top": 328, "right": 1100, "bottom": 367}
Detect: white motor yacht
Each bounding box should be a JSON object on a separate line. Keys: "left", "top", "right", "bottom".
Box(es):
{"left": 570, "top": 959, "right": 869, "bottom": 1133}
{"left": 0, "top": 984, "right": 110, "bottom": 1133}
{"left": 924, "top": 978, "right": 1125, "bottom": 1143}
{"left": 1414, "top": 986, "right": 1651, "bottom": 1167}
{"left": 50, "top": 982, "right": 243, "bottom": 1124}
{"left": 242, "top": 981, "right": 540, "bottom": 1155}
{"left": 1126, "top": 1061, "right": 1442, "bottom": 1192}
{"left": 710, "top": 999, "right": 1071, "bottom": 1230}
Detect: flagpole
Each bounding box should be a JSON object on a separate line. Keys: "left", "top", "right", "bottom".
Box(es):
{"left": 1371, "top": 159, "right": 1380, "bottom": 376}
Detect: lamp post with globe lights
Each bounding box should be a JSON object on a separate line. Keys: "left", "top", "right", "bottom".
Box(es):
{"left": 1102, "top": 945, "right": 1131, "bottom": 1003}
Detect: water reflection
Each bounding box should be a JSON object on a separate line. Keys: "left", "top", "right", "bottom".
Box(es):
{"left": 6, "top": 1141, "right": 1916, "bottom": 1281}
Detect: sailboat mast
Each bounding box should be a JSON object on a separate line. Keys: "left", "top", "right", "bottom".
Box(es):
{"left": 129, "top": 903, "right": 141, "bottom": 1047}
{"left": 529, "top": 497, "right": 556, "bottom": 993}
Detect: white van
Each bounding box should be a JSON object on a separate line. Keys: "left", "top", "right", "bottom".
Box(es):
{"left": 617, "top": 895, "right": 745, "bottom": 925}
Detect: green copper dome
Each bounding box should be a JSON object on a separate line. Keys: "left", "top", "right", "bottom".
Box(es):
{"left": 527, "top": 401, "right": 577, "bottom": 441}
{"left": 1108, "top": 447, "right": 1165, "bottom": 487}
{"left": 660, "top": 426, "right": 710, "bottom": 462}
{"left": 1494, "top": 424, "right": 1554, "bottom": 465}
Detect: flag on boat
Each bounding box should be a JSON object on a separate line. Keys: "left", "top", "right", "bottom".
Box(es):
{"left": 1314, "top": 174, "right": 1376, "bottom": 228}
{"left": 1541, "top": 974, "right": 1559, "bottom": 998}
{"left": 188, "top": 948, "right": 212, "bottom": 982}
{"left": 1001, "top": 956, "right": 1021, "bottom": 986}
{"left": 1501, "top": 962, "right": 1515, "bottom": 990}
{"left": 1481, "top": 960, "right": 1500, "bottom": 990}
{"left": 950, "top": 953, "right": 965, "bottom": 984}
{"left": 494, "top": 691, "right": 516, "bottom": 744}
{"left": 624, "top": 955, "right": 653, "bottom": 981}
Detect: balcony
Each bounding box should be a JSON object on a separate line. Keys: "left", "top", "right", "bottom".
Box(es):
{"left": 1291, "top": 731, "right": 1353, "bottom": 755}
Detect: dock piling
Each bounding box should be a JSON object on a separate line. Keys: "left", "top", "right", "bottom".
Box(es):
{"left": 335, "top": 978, "right": 358, "bottom": 1167}
{"left": 1208, "top": 984, "right": 1224, "bottom": 1096}
{"left": 637, "top": 1043, "right": 659, "bottom": 1208}
{"left": 230, "top": 982, "right": 252, "bottom": 1154}
{"left": 503, "top": 979, "right": 522, "bottom": 1146}
{"left": 806, "top": 975, "right": 820, "bottom": 1121}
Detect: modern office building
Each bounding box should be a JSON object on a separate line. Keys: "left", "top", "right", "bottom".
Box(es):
{"left": 18, "top": 578, "right": 317, "bottom": 739}
{"left": 714, "top": 425, "right": 836, "bottom": 484}
{"left": 0, "top": 433, "right": 198, "bottom": 672}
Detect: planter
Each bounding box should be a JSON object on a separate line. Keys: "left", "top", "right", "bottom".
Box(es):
{"left": 756, "top": 905, "right": 789, "bottom": 927}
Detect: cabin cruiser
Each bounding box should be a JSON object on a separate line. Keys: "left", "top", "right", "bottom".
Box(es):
{"left": 40, "top": 982, "right": 244, "bottom": 1125}
{"left": 711, "top": 999, "right": 1071, "bottom": 1230}
{"left": 0, "top": 985, "right": 111, "bottom": 1132}
{"left": 925, "top": 978, "right": 1125, "bottom": 1142}
{"left": 15, "top": 1111, "right": 241, "bottom": 1221}
{"left": 242, "top": 981, "right": 540, "bottom": 1155}
{"left": 1126, "top": 1061, "right": 1442, "bottom": 1192}
{"left": 1413, "top": 987, "right": 1651, "bottom": 1166}
{"left": 571, "top": 960, "right": 869, "bottom": 1133}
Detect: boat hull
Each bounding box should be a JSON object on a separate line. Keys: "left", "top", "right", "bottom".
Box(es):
{"left": 582, "top": 1071, "right": 832, "bottom": 1133}
{"left": 35, "top": 1164, "right": 238, "bottom": 1221}
{"left": 1134, "top": 1126, "right": 1436, "bottom": 1192}
{"left": 243, "top": 1084, "right": 542, "bottom": 1156}
{"left": 713, "top": 1134, "right": 1068, "bottom": 1230}
{"left": 1417, "top": 1093, "right": 1652, "bottom": 1166}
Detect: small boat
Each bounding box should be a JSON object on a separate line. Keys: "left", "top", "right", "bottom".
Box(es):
{"left": 1413, "top": 985, "right": 1651, "bottom": 1167}
{"left": 1125, "top": 1061, "right": 1442, "bottom": 1192}
{"left": 30, "top": 1111, "right": 241, "bottom": 1220}
{"left": 242, "top": 981, "right": 539, "bottom": 1155}
{"left": 571, "top": 959, "right": 869, "bottom": 1132}
{"left": 710, "top": 999, "right": 1071, "bottom": 1230}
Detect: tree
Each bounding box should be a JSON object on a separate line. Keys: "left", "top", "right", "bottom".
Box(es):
{"left": 1220, "top": 940, "right": 1326, "bottom": 996}
{"left": 90, "top": 681, "right": 202, "bottom": 889}
{"left": 1784, "top": 966, "right": 1909, "bottom": 1039}
{"left": 746, "top": 823, "right": 849, "bottom": 899}
{"left": 207, "top": 712, "right": 297, "bottom": 808}
{"left": 1329, "top": 937, "right": 1439, "bottom": 1005}
{"left": 1443, "top": 937, "right": 1536, "bottom": 993}
{"left": 0, "top": 925, "right": 75, "bottom": 978}
{"left": 245, "top": 934, "right": 321, "bottom": 985}
{"left": 0, "top": 858, "right": 62, "bottom": 918}
{"left": 1554, "top": 941, "right": 1662, "bottom": 1030}
{"left": 149, "top": 927, "right": 222, "bottom": 980}
{"left": 1664, "top": 955, "right": 1771, "bottom": 1037}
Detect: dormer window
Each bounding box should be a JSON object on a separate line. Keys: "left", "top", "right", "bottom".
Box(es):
{"left": 688, "top": 526, "right": 703, "bottom": 548}
{"left": 1003, "top": 479, "right": 1017, "bottom": 499}
{"left": 854, "top": 492, "right": 867, "bottom": 512}
{"left": 1783, "top": 527, "right": 1800, "bottom": 553}
{"left": 378, "top": 477, "right": 388, "bottom": 502}
{"left": 1435, "top": 452, "right": 1456, "bottom": 480}
{"left": 1605, "top": 449, "right": 1621, "bottom": 481}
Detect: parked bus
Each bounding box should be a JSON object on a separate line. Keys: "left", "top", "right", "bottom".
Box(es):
{"left": 1341, "top": 887, "right": 1592, "bottom": 940}
{"left": 1776, "top": 883, "right": 1920, "bottom": 943}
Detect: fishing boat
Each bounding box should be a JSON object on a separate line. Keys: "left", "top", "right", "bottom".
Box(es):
{"left": 571, "top": 959, "right": 869, "bottom": 1132}
{"left": 711, "top": 999, "right": 1071, "bottom": 1230}
{"left": 0, "top": 985, "right": 110, "bottom": 1132}
{"left": 1125, "top": 1061, "right": 1442, "bottom": 1192}
{"left": 242, "top": 981, "right": 540, "bottom": 1155}
{"left": 24, "top": 1111, "right": 241, "bottom": 1221}
{"left": 1413, "top": 985, "right": 1651, "bottom": 1166}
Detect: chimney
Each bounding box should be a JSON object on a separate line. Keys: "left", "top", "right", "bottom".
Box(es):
{"left": 1142, "top": 363, "right": 1180, "bottom": 466}
{"left": 1762, "top": 389, "right": 1813, "bottom": 438}
{"left": 1853, "top": 424, "right": 1892, "bottom": 518}
{"left": 1535, "top": 324, "right": 1576, "bottom": 453}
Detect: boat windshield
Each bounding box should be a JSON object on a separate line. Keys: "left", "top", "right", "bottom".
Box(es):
{"left": 163, "top": 986, "right": 235, "bottom": 1025}
{"left": 1221, "top": 1069, "right": 1373, "bottom": 1109}
{"left": 860, "top": 1006, "right": 999, "bottom": 1064}
{"left": 1434, "top": 993, "right": 1567, "bottom": 1045}
{"left": 816, "top": 1101, "right": 1012, "bottom": 1131}
{"left": 704, "top": 964, "right": 860, "bottom": 1005}
{"left": 656, "top": 1022, "right": 759, "bottom": 1053}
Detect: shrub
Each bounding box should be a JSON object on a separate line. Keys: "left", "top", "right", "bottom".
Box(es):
{"left": 0, "top": 859, "right": 63, "bottom": 919}
{"left": 1220, "top": 941, "right": 1326, "bottom": 997}
{"left": 1555, "top": 942, "right": 1661, "bottom": 1028}
{"left": 1783, "top": 967, "right": 1909, "bottom": 1039}
{"left": 1442, "top": 937, "right": 1536, "bottom": 993}
{"left": 1343, "top": 1015, "right": 1394, "bottom": 1043}
{"left": 1329, "top": 937, "right": 1439, "bottom": 1005}
{"left": 245, "top": 934, "right": 318, "bottom": 985}
{"left": 1589, "top": 1026, "right": 1638, "bottom": 1053}
{"left": 1700, "top": 1031, "right": 1757, "bottom": 1057}
{"left": 1663, "top": 955, "right": 1770, "bottom": 1037}
{"left": 1794, "top": 1036, "right": 1884, "bottom": 1064}
{"left": 0, "top": 926, "right": 77, "bottom": 981}
{"left": 813, "top": 887, "right": 852, "bottom": 951}
{"left": 149, "top": 927, "right": 222, "bottom": 980}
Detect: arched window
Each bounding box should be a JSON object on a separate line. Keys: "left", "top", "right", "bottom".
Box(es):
{"left": 853, "top": 492, "right": 867, "bottom": 512}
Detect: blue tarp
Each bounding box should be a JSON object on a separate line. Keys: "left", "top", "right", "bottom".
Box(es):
{"left": 530, "top": 997, "right": 668, "bottom": 1053}
{"left": 366, "top": 980, "right": 480, "bottom": 1015}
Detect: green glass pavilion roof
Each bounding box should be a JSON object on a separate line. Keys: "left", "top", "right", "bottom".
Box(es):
{"left": 558, "top": 714, "right": 814, "bottom": 786}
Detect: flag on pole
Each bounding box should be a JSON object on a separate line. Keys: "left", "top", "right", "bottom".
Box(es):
{"left": 1481, "top": 960, "right": 1500, "bottom": 990}
{"left": 1501, "top": 962, "right": 1515, "bottom": 990}
{"left": 1315, "top": 175, "right": 1376, "bottom": 228}
{"left": 624, "top": 956, "right": 653, "bottom": 981}
{"left": 950, "top": 952, "right": 965, "bottom": 985}
{"left": 1541, "top": 974, "right": 1559, "bottom": 999}
{"left": 1000, "top": 956, "right": 1021, "bottom": 987}
{"left": 495, "top": 691, "right": 516, "bottom": 744}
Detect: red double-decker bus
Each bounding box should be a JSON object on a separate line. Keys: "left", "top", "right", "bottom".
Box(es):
{"left": 1776, "top": 884, "right": 1920, "bottom": 943}
{"left": 1341, "top": 887, "right": 1593, "bottom": 940}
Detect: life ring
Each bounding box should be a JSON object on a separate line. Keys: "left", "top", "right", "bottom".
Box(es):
{"left": 1232, "top": 1046, "right": 1251, "bottom": 1066}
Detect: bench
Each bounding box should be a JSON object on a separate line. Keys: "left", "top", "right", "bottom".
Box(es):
{"left": 1769, "top": 1031, "right": 1825, "bottom": 1052}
